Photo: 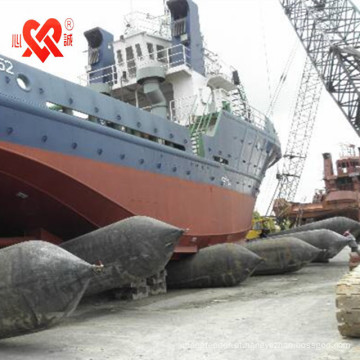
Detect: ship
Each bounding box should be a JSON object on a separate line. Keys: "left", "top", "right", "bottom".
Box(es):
{"left": 0, "top": 0, "right": 281, "bottom": 256}
{"left": 273, "top": 145, "right": 360, "bottom": 225}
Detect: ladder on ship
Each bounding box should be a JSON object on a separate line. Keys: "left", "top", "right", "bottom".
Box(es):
{"left": 230, "top": 85, "right": 252, "bottom": 120}
{"left": 189, "top": 112, "right": 218, "bottom": 156}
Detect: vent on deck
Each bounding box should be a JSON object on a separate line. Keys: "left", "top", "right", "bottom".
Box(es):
{"left": 172, "top": 18, "right": 187, "bottom": 37}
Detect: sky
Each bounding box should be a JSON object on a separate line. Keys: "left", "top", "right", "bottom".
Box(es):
{"left": 1, "top": 0, "right": 359, "bottom": 214}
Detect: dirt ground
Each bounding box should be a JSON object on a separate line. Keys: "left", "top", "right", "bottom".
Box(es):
{"left": 0, "top": 249, "right": 359, "bottom": 360}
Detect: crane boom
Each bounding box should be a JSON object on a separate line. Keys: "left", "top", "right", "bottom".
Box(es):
{"left": 279, "top": 0, "right": 360, "bottom": 136}
{"left": 277, "top": 56, "right": 323, "bottom": 202}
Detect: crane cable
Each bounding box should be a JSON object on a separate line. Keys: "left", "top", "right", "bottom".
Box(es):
{"left": 258, "top": 0, "right": 298, "bottom": 118}
{"left": 255, "top": 0, "right": 298, "bottom": 215}
{"left": 263, "top": 61, "right": 300, "bottom": 216}
{"left": 266, "top": 42, "right": 298, "bottom": 118}
{"left": 258, "top": 42, "right": 299, "bottom": 215}
{"left": 258, "top": 1, "right": 273, "bottom": 108}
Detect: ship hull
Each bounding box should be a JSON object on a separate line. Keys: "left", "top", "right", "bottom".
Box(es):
{"left": 0, "top": 55, "right": 281, "bottom": 255}
{"left": 0, "top": 141, "right": 255, "bottom": 254}
{"left": 274, "top": 191, "right": 360, "bottom": 226}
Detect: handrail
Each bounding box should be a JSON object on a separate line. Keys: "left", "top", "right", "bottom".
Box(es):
{"left": 79, "top": 44, "right": 191, "bottom": 87}
{"left": 204, "top": 48, "right": 234, "bottom": 84}
{"left": 123, "top": 11, "right": 171, "bottom": 40}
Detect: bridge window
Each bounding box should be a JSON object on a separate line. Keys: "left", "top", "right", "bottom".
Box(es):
{"left": 157, "top": 45, "right": 167, "bottom": 63}
{"left": 147, "top": 43, "right": 154, "bottom": 59}
{"left": 116, "top": 50, "right": 123, "bottom": 64}
{"left": 135, "top": 44, "right": 142, "bottom": 58}
{"left": 126, "top": 46, "right": 136, "bottom": 77}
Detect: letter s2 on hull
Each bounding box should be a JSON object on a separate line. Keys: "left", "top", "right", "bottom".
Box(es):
{"left": 0, "top": 57, "right": 14, "bottom": 75}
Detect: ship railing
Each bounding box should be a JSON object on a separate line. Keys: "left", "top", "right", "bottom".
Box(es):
{"left": 169, "top": 94, "right": 198, "bottom": 126}
{"left": 79, "top": 44, "right": 191, "bottom": 87}
{"left": 246, "top": 106, "right": 268, "bottom": 131}
{"left": 121, "top": 44, "right": 191, "bottom": 79}
{"left": 78, "top": 65, "right": 118, "bottom": 87}
{"left": 204, "top": 48, "right": 234, "bottom": 84}
{"left": 214, "top": 88, "right": 268, "bottom": 131}
{"left": 212, "top": 88, "right": 231, "bottom": 112}
{"left": 169, "top": 90, "right": 268, "bottom": 132}
{"left": 231, "top": 89, "right": 253, "bottom": 119}
{"left": 123, "top": 11, "right": 171, "bottom": 40}
{"left": 339, "top": 143, "right": 357, "bottom": 158}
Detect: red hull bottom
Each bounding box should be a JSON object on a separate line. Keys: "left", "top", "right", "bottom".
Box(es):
{"left": 0, "top": 141, "right": 255, "bottom": 255}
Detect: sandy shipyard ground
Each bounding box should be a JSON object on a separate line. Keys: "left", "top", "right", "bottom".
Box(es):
{"left": 0, "top": 249, "right": 359, "bottom": 360}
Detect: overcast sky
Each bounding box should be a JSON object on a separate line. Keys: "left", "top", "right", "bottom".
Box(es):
{"left": 1, "top": 0, "right": 360, "bottom": 214}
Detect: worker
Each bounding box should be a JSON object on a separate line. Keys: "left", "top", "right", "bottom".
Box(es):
{"left": 343, "top": 230, "right": 360, "bottom": 270}
{"left": 260, "top": 227, "right": 270, "bottom": 238}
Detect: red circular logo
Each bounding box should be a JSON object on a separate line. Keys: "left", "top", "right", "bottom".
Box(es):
{"left": 65, "top": 18, "right": 74, "bottom": 31}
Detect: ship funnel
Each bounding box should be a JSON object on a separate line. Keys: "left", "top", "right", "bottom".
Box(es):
{"left": 84, "top": 27, "right": 114, "bottom": 70}
{"left": 84, "top": 27, "right": 114, "bottom": 91}
{"left": 323, "top": 152, "right": 335, "bottom": 192}
{"left": 323, "top": 153, "right": 334, "bottom": 178}
{"left": 137, "top": 66, "right": 167, "bottom": 119}
{"left": 167, "top": 0, "right": 206, "bottom": 76}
